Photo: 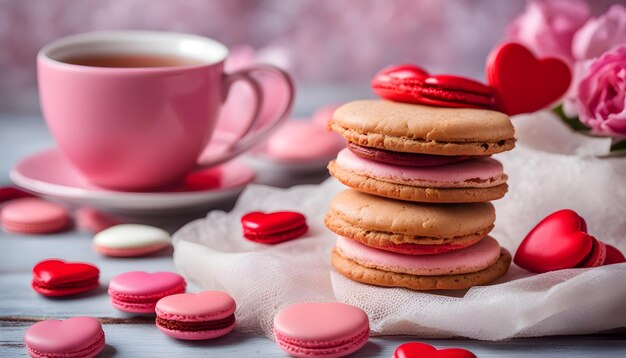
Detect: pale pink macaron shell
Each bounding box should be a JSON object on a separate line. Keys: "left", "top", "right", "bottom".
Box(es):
{"left": 1, "top": 197, "right": 70, "bottom": 233}
{"left": 336, "top": 236, "right": 502, "bottom": 276}
{"left": 266, "top": 121, "right": 344, "bottom": 162}
{"left": 108, "top": 271, "right": 186, "bottom": 313}
{"left": 156, "top": 291, "right": 236, "bottom": 340}
{"left": 336, "top": 148, "right": 505, "bottom": 188}
{"left": 274, "top": 302, "right": 370, "bottom": 358}
{"left": 24, "top": 316, "right": 105, "bottom": 358}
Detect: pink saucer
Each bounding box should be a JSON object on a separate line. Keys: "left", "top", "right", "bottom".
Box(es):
{"left": 11, "top": 148, "right": 255, "bottom": 214}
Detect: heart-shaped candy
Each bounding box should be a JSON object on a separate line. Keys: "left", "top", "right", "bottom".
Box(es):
{"left": 241, "top": 211, "right": 306, "bottom": 233}
{"left": 32, "top": 259, "right": 100, "bottom": 296}
{"left": 394, "top": 342, "right": 476, "bottom": 358}
{"left": 487, "top": 42, "right": 571, "bottom": 116}
{"left": 371, "top": 64, "right": 497, "bottom": 109}
{"left": 241, "top": 211, "right": 308, "bottom": 244}
{"left": 514, "top": 210, "right": 599, "bottom": 273}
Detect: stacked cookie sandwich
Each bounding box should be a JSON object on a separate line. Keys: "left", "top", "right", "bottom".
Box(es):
{"left": 325, "top": 99, "right": 515, "bottom": 290}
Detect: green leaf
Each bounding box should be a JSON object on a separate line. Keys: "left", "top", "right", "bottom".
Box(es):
{"left": 553, "top": 104, "right": 590, "bottom": 131}
{"left": 610, "top": 139, "right": 626, "bottom": 153}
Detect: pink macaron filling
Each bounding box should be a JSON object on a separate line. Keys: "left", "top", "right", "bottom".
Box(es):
{"left": 336, "top": 148, "right": 506, "bottom": 188}
{"left": 336, "top": 236, "right": 501, "bottom": 276}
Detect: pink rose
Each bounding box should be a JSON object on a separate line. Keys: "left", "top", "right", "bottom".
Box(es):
{"left": 572, "top": 4, "right": 626, "bottom": 61}
{"left": 507, "top": 0, "right": 590, "bottom": 64}
{"left": 576, "top": 45, "right": 626, "bottom": 137}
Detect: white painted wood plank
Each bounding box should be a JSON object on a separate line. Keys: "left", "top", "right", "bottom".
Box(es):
{"left": 3, "top": 320, "right": 626, "bottom": 357}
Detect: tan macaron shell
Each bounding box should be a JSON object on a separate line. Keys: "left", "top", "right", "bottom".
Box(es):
{"left": 330, "top": 99, "right": 515, "bottom": 156}
{"left": 327, "top": 189, "right": 495, "bottom": 239}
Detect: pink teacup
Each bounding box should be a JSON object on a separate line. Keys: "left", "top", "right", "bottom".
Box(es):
{"left": 37, "top": 31, "right": 294, "bottom": 191}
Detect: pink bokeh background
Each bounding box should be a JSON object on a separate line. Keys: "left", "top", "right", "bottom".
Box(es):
{"left": 0, "top": 0, "right": 619, "bottom": 114}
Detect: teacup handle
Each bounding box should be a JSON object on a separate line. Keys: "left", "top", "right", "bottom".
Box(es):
{"left": 198, "top": 65, "right": 295, "bottom": 167}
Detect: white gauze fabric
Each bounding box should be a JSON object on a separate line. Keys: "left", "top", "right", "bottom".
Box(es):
{"left": 173, "top": 111, "right": 626, "bottom": 340}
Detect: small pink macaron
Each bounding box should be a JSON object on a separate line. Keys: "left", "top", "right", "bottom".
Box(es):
{"left": 24, "top": 316, "right": 105, "bottom": 358}
{"left": 108, "top": 271, "right": 186, "bottom": 314}
{"left": 155, "top": 290, "right": 236, "bottom": 340}
{"left": 274, "top": 302, "right": 370, "bottom": 358}
{"left": 1, "top": 198, "right": 70, "bottom": 234}
{"left": 266, "top": 121, "right": 345, "bottom": 162}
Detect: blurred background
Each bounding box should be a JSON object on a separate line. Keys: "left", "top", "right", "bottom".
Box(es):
{"left": 0, "top": 0, "right": 619, "bottom": 117}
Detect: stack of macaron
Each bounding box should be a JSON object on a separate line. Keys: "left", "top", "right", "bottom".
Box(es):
{"left": 325, "top": 80, "right": 515, "bottom": 290}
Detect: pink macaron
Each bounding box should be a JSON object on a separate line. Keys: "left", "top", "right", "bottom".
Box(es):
{"left": 24, "top": 316, "right": 105, "bottom": 358}
{"left": 266, "top": 120, "right": 345, "bottom": 162}
{"left": 108, "top": 271, "right": 186, "bottom": 314}
{"left": 274, "top": 302, "right": 370, "bottom": 358}
{"left": 1, "top": 197, "right": 70, "bottom": 234}
{"left": 155, "top": 290, "right": 236, "bottom": 340}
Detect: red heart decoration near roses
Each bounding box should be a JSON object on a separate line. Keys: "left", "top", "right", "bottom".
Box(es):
{"left": 371, "top": 64, "right": 497, "bottom": 109}
{"left": 394, "top": 342, "right": 476, "bottom": 358}
{"left": 487, "top": 42, "right": 571, "bottom": 116}
{"left": 32, "top": 259, "right": 100, "bottom": 296}
{"left": 514, "top": 210, "right": 599, "bottom": 273}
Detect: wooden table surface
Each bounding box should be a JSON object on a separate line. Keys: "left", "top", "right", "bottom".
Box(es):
{"left": 2, "top": 117, "right": 626, "bottom": 357}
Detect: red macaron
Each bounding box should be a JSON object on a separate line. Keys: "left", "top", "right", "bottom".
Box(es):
{"left": 371, "top": 64, "right": 497, "bottom": 110}
{"left": 241, "top": 211, "right": 308, "bottom": 244}
{"left": 32, "top": 259, "right": 100, "bottom": 297}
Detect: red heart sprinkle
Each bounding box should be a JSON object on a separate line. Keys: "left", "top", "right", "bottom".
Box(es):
{"left": 394, "top": 342, "right": 476, "bottom": 358}
{"left": 486, "top": 42, "right": 571, "bottom": 116}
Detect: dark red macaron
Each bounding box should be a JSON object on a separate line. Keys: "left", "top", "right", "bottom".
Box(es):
{"left": 0, "top": 187, "right": 34, "bottom": 203}
{"left": 241, "top": 211, "right": 308, "bottom": 244}
{"left": 604, "top": 244, "right": 626, "bottom": 265}
{"left": 32, "top": 259, "right": 100, "bottom": 297}
{"left": 371, "top": 64, "right": 497, "bottom": 110}
{"left": 347, "top": 142, "right": 470, "bottom": 167}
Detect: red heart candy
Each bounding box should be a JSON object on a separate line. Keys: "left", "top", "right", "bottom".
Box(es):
{"left": 32, "top": 259, "right": 100, "bottom": 296}
{"left": 371, "top": 64, "right": 496, "bottom": 109}
{"left": 487, "top": 42, "right": 571, "bottom": 116}
{"left": 241, "top": 211, "right": 308, "bottom": 244}
{"left": 241, "top": 211, "right": 306, "bottom": 233}
{"left": 514, "top": 210, "right": 596, "bottom": 273}
{"left": 394, "top": 342, "right": 476, "bottom": 358}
